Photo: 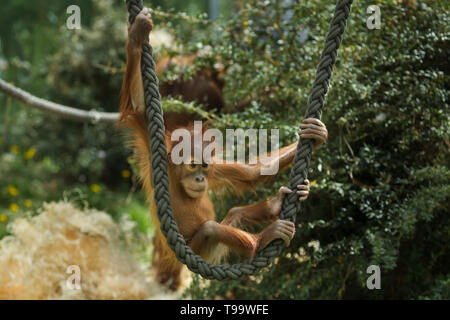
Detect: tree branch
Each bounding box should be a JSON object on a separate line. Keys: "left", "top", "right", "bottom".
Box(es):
{"left": 0, "top": 78, "right": 119, "bottom": 124}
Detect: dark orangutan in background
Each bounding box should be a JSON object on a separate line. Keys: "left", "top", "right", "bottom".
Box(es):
{"left": 156, "top": 53, "right": 226, "bottom": 112}
{"left": 156, "top": 51, "right": 255, "bottom": 113}
{"left": 157, "top": 0, "right": 418, "bottom": 113}
{"left": 119, "top": 9, "right": 328, "bottom": 291}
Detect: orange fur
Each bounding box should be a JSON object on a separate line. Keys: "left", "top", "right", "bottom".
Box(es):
{"left": 118, "top": 112, "right": 186, "bottom": 290}
{"left": 119, "top": 12, "right": 300, "bottom": 290}
{"left": 156, "top": 53, "right": 225, "bottom": 112}
{"left": 118, "top": 108, "right": 297, "bottom": 290}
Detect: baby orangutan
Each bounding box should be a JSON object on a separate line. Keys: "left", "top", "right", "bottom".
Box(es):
{"left": 119, "top": 8, "right": 328, "bottom": 290}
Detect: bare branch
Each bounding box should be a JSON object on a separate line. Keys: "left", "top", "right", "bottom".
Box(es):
{"left": 0, "top": 78, "right": 119, "bottom": 124}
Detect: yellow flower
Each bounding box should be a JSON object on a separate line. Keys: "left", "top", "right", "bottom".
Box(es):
{"left": 10, "top": 145, "right": 20, "bottom": 154}
{"left": 90, "top": 184, "right": 101, "bottom": 193}
{"left": 121, "top": 169, "right": 131, "bottom": 179}
{"left": 0, "top": 214, "right": 7, "bottom": 223}
{"left": 24, "top": 199, "right": 33, "bottom": 208}
{"left": 7, "top": 185, "right": 18, "bottom": 196}
{"left": 9, "top": 203, "right": 19, "bottom": 212}
{"left": 311, "top": 180, "right": 317, "bottom": 186}
{"left": 24, "top": 147, "right": 36, "bottom": 160}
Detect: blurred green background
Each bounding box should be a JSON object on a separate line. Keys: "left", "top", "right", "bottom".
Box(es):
{"left": 0, "top": 0, "right": 448, "bottom": 299}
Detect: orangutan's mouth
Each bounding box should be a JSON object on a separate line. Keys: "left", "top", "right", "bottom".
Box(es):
{"left": 188, "top": 187, "right": 206, "bottom": 193}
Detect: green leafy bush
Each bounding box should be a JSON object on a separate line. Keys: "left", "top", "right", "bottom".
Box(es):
{"left": 0, "top": 0, "right": 448, "bottom": 299}
{"left": 182, "top": 0, "right": 449, "bottom": 299}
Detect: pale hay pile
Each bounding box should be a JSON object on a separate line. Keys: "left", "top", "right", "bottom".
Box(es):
{"left": 0, "top": 202, "right": 179, "bottom": 300}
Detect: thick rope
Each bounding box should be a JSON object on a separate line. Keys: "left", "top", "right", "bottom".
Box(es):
{"left": 125, "top": 0, "right": 353, "bottom": 280}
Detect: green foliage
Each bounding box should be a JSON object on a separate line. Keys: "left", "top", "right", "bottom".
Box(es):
{"left": 0, "top": 0, "right": 448, "bottom": 299}
{"left": 0, "top": 0, "right": 219, "bottom": 240}
{"left": 180, "top": 0, "right": 449, "bottom": 299}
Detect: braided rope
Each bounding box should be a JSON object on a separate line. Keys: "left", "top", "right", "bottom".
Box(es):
{"left": 125, "top": 0, "right": 353, "bottom": 280}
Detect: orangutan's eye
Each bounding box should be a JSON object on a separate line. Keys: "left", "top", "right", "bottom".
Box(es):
{"left": 189, "top": 163, "right": 197, "bottom": 169}
{"left": 202, "top": 163, "right": 209, "bottom": 169}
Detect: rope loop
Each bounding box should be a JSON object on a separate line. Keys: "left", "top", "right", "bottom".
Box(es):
{"left": 125, "top": 0, "right": 353, "bottom": 280}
